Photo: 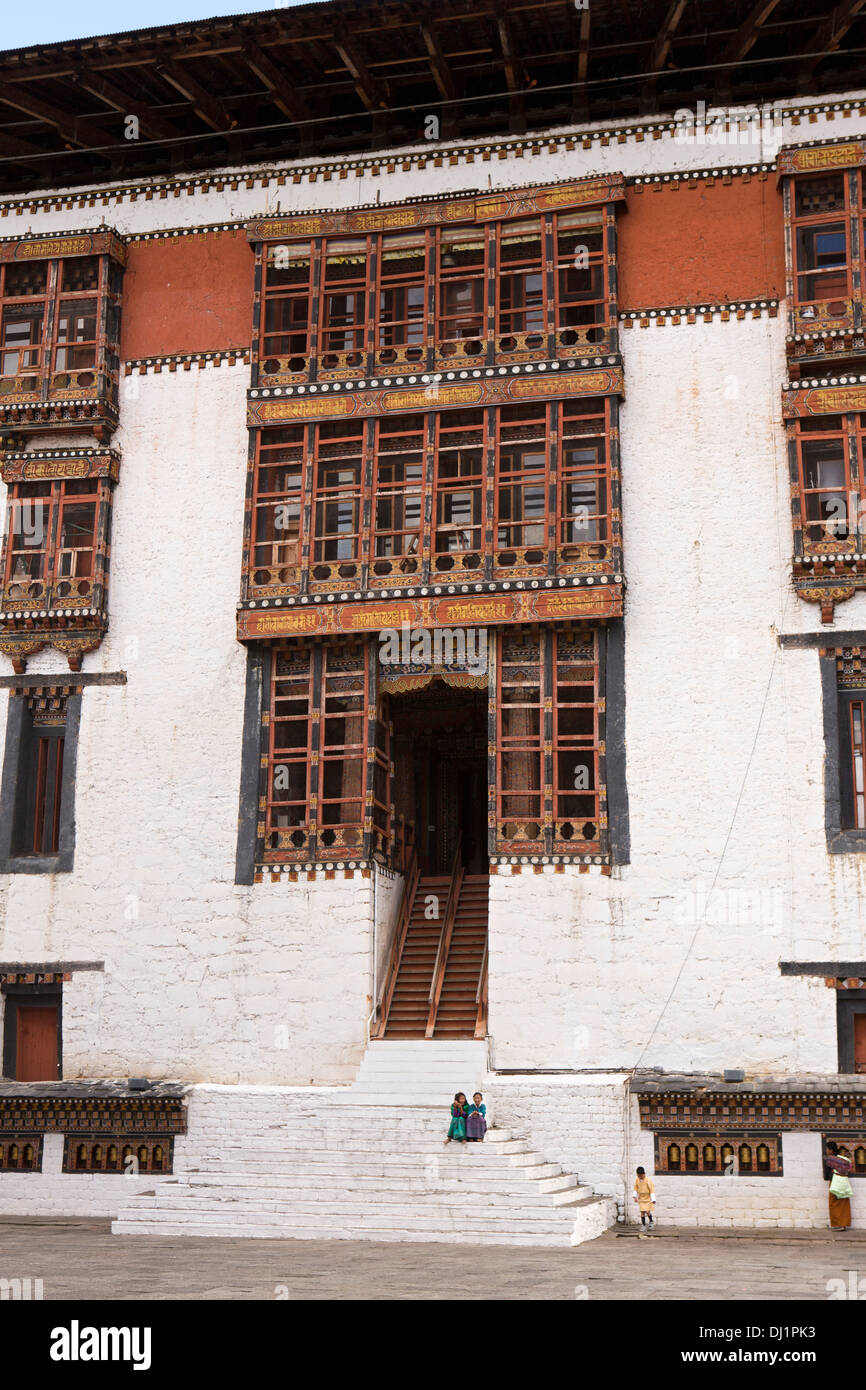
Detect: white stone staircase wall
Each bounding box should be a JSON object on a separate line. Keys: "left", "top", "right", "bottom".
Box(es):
{"left": 112, "top": 1079, "right": 616, "bottom": 1247}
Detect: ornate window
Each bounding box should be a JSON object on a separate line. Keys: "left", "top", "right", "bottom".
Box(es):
{"left": 261, "top": 640, "right": 390, "bottom": 866}
{"left": 494, "top": 626, "right": 603, "bottom": 859}
{"left": 783, "top": 386, "right": 866, "bottom": 619}
{"left": 243, "top": 394, "right": 620, "bottom": 602}
{"left": 372, "top": 414, "right": 424, "bottom": 577}
{"left": 0, "top": 231, "right": 125, "bottom": 438}
{"left": 791, "top": 173, "right": 852, "bottom": 313}
{"left": 247, "top": 175, "right": 624, "bottom": 385}
{"left": 0, "top": 449, "right": 119, "bottom": 671}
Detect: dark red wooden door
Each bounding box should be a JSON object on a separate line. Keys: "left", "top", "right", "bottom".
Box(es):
{"left": 16, "top": 1004, "right": 58, "bottom": 1081}
{"left": 855, "top": 1013, "right": 866, "bottom": 1073}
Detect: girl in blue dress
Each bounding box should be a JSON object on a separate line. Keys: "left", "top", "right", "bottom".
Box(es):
{"left": 444, "top": 1092, "right": 468, "bottom": 1143}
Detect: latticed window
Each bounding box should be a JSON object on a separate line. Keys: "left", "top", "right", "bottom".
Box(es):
{"left": 495, "top": 404, "right": 548, "bottom": 557}
{"left": 320, "top": 237, "right": 368, "bottom": 364}
{"left": 372, "top": 414, "right": 424, "bottom": 576}
{"left": 1, "top": 473, "right": 111, "bottom": 616}
{"left": 792, "top": 173, "right": 852, "bottom": 307}
{"left": 497, "top": 219, "right": 544, "bottom": 339}
{"left": 261, "top": 241, "right": 314, "bottom": 370}
{"left": 791, "top": 413, "right": 866, "bottom": 552}
{"left": 554, "top": 212, "right": 606, "bottom": 342}
{"left": 495, "top": 627, "right": 602, "bottom": 858}
{"left": 561, "top": 398, "right": 609, "bottom": 549}
{"left": 0, "top": 236, "right": 124, "bottom": 420}
{"left": 497, "top": 630, "right": 543, "bottom": 843}
{"left": 251, "top": 187, "right": 621, "bottom": 383}
{"left": 433, "top": 409, "right": 485, "bottom": 568}
{"left": 312, "top": 421, "right": 365, "bottom": 571}
{"left": 438, "top": 228, "right": 486, "bottom": 350}
{"left": 378, "top": 234, "right": 426, "bottom": 356}
{"left": 263, "top": 640, "right": 390, "bottom": 865}
{"left": 245, "top": 399, "right": 618, "bottom": 598}
{"left": 252, "top": 426, "right": 305, "bottom": 586}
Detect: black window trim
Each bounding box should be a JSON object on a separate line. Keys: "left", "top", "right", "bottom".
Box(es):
{"left": 0, "top": 692, "right": 80, "bottom": 873}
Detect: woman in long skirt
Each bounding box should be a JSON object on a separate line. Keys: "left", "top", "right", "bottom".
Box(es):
{"left": 826, "top": 1141, "right": 854, "bottom": 1230}
{"left": 444, "top": 1093, "right": 468, "bottom": 1144}
{"left": 466, "top": 1092, "right": 487, "bottom": 1141}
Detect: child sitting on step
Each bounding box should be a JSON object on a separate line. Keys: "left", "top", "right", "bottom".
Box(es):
{"left": 444, "top": 1093, "right": 468, "bottom": 1144}
{"left": 466, "top": 1092, "right": 487, "bottom": 1141}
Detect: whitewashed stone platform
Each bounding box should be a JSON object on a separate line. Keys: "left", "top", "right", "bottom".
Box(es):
{"left": 111, "top": 1081, "right": 615, "bottom": 1246}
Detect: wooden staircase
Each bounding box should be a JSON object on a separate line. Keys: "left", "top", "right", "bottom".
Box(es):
{"left": 374, "top": 844, "right": 488, "bottom": 1040}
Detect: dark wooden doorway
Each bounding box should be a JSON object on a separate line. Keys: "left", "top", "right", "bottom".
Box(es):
{"left": 3, "top": 987, "right": 61, "bottom": 1080}
{"left": 389, "top": 682, "right": 487, "bottom": 875}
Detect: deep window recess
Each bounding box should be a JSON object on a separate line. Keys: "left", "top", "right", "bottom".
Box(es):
{"left": 0, "top": 689, "right": 80, "bottom": 873}
{"left": 837, "top": 990, "right": 866, "bottom": 1073}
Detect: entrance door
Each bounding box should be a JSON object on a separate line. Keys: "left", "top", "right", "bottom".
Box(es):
{"left": 856, "top": 1013, "right": 866, "bottom": 1073}
{"left": 15, "top": 1003, "right": 59, "bottom": 1081}
{"left": 389, "top": 683, "right": 488, "bottom": 874}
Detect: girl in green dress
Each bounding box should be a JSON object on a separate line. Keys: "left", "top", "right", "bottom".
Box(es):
{"left": 444, "top": 1093, "right": 468, "bottom": 1144}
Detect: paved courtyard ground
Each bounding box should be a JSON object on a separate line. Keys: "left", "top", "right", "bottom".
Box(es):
{"left": 2, "top": 1218, "right": 865, "bottom": 1300}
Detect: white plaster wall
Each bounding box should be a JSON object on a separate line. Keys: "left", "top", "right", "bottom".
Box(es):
{"left": 0, "top": 364, "right": 377, "bottom": 1085}
{"left": 488, "top": 310, "right": 866, "bottom": 1072}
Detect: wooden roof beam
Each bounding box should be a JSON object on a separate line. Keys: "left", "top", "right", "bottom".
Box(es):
{"left": 419, "top": 24, "right": 458, "bottom": 102}
{"left": 333, "top": 38, "right": 386, "bottom": 113}
{"left": 574, "top": 6, "right": 591, "bottom": 103}
{"left": 0, "top": 86, "right": 117, "bottom": 150}
{"left": 496, "top": 10, "right": 522, "bottom": 93}
{"left": 649, "top": 0, "right": 689, "bottom": 72}
{"left": 155, "top": 58, "right": 235, "bottom": 131}
{"left": 801, "top": 0, "right": 866, "bottom": 75}
{"left": 722, "top": 0, "right": 783, "bottom": 63}
{"left": 0, "top": 129, "right": 46, "bottom": 162}
{"left": 71, "top": 71, "right": 182, "bottom": 143}
{"left": 241, "top": 38, "right": 308, "bottom": 124}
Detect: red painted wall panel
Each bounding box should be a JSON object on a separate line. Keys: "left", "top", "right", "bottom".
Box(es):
{"left": 120, "top": 230, "right": 254, "bottom": 360}
{"left": 618, "top": 179, "right": 785, "bottom": 310}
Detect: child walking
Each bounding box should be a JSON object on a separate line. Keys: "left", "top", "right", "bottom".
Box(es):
{"left": 466, "top": 1092, "right": 487, "bottom": 1141}
{"left": 633, "top": 1166, "right": 656, "bottom": 1231}
{"left": 444, "top": 1092, "right": 468, "bottom": 1144}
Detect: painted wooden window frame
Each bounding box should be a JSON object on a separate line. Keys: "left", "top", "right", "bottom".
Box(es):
{"left": 253, "top": 207, "right": 618, "bottom": 386}
{"left": 493, "top": 625, "right": 604, "bottom": 860}
{"left": 0, "top": 235, "right": 124, "bottom": 437}
{"left": 244, "top": 398, "right": 619, "bottom": 601}
{"left": 260, "top": 638, "right": 389, "bottom": 867}
{"left": 0, "top": 451, "right": 119, "bottom": 673}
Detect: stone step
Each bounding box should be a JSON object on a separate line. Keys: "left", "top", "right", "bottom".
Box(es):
{"left": 110, "top": 1219, "right": 588, "bottom": 1247}
{"left": 177, "top": 1172, "right": 576, "bottom": 1196}
{"left": 114, "top": 1204, "right": 583, "bottom": 1233}
{"left": 125, "top": 1193, "right": 577, "bottom": 1217}
{"left": 181, "top": 1158, "right": 555, "bottom": 1178}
